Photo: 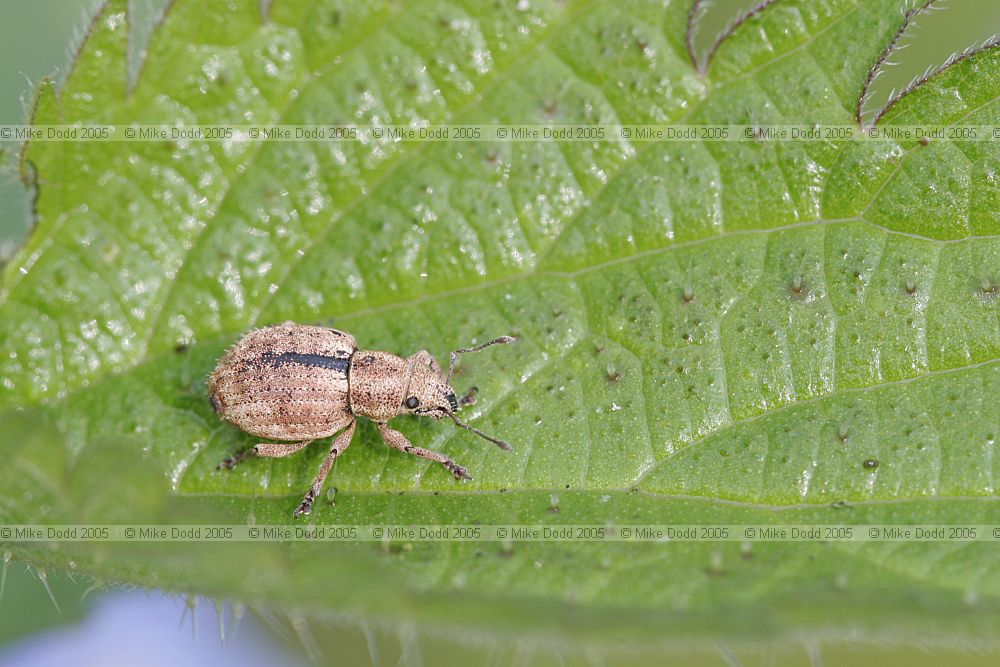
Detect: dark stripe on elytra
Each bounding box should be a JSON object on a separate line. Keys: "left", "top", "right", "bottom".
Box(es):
{"left": 258, "top": 351, "right": 351, "bottom": 374}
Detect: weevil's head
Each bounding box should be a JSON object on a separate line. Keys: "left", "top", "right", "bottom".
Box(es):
{"left": 401, "top": 361, "right": 458, "bottom": 420}
{"left": 400, "top": 336, "right": 517, "bottom": 451}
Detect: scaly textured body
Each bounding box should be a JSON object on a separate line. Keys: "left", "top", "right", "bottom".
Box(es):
{"left": 208, "top": 324, "right": 356, "bottom": 440}
{"left": 211, "top": 322, "right": 515, "bottom": 517}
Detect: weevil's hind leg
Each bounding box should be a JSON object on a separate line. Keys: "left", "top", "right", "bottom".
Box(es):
{"left": 377, "top": 423, "right": 471, "bottom": 481}
{"left": 294, "top": 421, "right": 356, "bottom": 518}
{"left": 217, "top": 448, "right": 254, "bottom": 470}
{"left": 408, "top": 349, "right": 442, "bottom": 373}
{"left": 254, "top": 441, "right": 315, "bottom": 457}
{"left": 216, "top": 440, "right": 314, "bottom": 470}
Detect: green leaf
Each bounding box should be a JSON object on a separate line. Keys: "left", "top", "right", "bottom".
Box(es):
{"left": 3, "top": 0, "right": 1000, "bottom": 651}
{"left": 0, "top": 563, "right": 92, "bottom": 647}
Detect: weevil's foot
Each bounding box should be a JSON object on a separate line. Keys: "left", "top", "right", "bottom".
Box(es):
{"left": 293, "top": 490, "right": 316, "bottom": 518}
{"left": 459, "top": 386, "right": 478, "bottom": 408}
{"left": 216, "top": 454, "right": 242, "bottom": 470}
{"left": 216, "top": 446, "right": 256, "bottom": 470}
{"left": 446, "top": 461, "right": 471, "bottom": 481}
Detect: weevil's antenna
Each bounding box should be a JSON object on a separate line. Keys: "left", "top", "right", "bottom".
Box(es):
{"left": 447, "top": 336, "right": 516, "bottom": 383}
{"left": 448, "top": 413, "right": 513, "bottom": 451}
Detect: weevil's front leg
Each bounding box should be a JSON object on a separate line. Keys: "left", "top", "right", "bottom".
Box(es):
{"left": 377, "top": 423, "right": 470, "bottom": 481}
{"left": 408, "top": 349, "right": 442, "bottom": 373}
{"left": 294, "top": 420, "right": 356, "bottom": 518}
{"left": 217, "top": 440, "right": 314, "bottom": 470}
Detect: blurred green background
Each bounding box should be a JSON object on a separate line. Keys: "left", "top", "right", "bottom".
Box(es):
{"left": 2, "top": 1, "right": 1000, "bottom": 665}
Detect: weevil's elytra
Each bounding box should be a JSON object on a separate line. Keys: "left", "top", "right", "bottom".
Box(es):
{"left": 209, "top": 322, "right": 515, "bottom": 517}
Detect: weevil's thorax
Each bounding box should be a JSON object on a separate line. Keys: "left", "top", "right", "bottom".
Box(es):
{"left": 348, "top": 350, "right": 410, "bottom": 421}
{"left": 348, "top": 350, "right": 458, "bottom": 422}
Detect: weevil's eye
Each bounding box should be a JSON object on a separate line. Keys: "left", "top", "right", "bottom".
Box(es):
{"left": 405, "top": 396, "right": 419, "bottom": 409}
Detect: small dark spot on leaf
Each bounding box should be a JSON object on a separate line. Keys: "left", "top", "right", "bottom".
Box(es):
{"left": 863, "top": 458, "right": 879, "bottom": 470}
{"left": 386, "top": 544, "right": 406, "bottom": 555}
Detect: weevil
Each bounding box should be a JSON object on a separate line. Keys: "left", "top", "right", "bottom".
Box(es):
{"left": 208, "top": 322, "right": 515, "bottom": 517}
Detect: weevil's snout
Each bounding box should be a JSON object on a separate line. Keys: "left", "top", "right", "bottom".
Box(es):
{"left": 416, "top": 386, "right": 457, "bottom": 419}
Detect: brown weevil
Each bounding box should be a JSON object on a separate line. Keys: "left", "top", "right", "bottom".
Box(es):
{"left": 208, "top": 322, "right": 515, "bottom": 517}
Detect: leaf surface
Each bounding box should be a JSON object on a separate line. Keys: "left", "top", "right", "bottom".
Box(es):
{"left": 2, "top": 0, "right": 1000, "bottom": 646}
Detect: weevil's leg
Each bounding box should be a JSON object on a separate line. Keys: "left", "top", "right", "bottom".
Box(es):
{"left": 408, "top": 349, "right": 442, "bottom": 373}
{"left": 216, "top": 440, "right": 314, "bottom": 470}
{"left": 254, "top": 441, "right": 315, "bottom": 457}
{"left": 458, "top": 386, "right": 478, "bottom": 407}
{"left": 377, "top": 423, "right": 471, "bottom": 481}
{"left": 217, "top": 448, "right": 254, "bottom": 470}
{"left": 294, "top": 420, "right": 356, "bottom": 518}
